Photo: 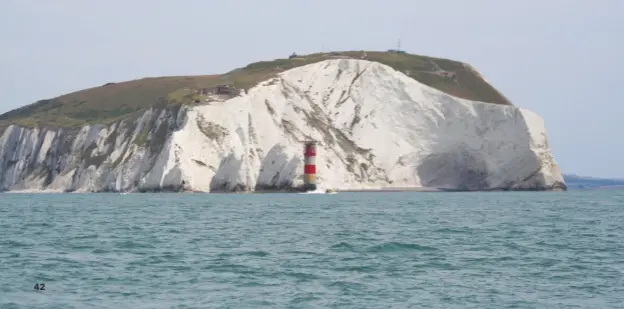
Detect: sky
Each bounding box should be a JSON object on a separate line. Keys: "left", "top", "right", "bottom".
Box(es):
{"left": 1, "top": 0, "right": 622, "bottom": 178}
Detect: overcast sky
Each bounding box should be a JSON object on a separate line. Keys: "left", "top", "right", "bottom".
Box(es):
{"left": 1, "top": 0, "right": 622, "bottom": 178}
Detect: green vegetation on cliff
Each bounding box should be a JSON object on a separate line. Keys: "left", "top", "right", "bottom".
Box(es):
{"left": 0, "top": 50, "right": 511, "bottom": 130}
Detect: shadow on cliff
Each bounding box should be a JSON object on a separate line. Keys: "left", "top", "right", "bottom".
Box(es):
{"left": 415, "top": 146, "right": 491, "bottom": 190}
{"left": 254, "top": 144, "right": 301, "bottom": 192}
{"left": 414, "top": 93, "right": 562, "bottom": 191}
{"left": 209, "top": 153, "right": 246, "bottom": 192}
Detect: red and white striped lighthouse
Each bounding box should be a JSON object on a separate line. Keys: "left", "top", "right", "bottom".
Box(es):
{"left": 303, "top": 141, "right": 317, "bottom": 191}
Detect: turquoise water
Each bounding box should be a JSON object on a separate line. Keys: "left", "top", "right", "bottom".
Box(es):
{"left": 1, "top": 191, "right": 623, "bottom": 309}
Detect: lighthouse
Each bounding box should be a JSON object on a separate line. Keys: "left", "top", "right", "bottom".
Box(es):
{"left": 302, "top": 141, "right": 317, "bottom": 191}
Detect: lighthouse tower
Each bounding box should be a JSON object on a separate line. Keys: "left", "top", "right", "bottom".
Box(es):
{"left": 302, "top": 141, "right": 317, "bottom": 191}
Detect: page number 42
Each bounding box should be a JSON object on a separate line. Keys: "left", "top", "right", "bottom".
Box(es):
{"left": 34, "top": 283, "right": 46, "bottom": 291}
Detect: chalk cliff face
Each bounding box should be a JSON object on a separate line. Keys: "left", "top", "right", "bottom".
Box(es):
{"left": 0, "top": 59, "right": 566, "bottom": 192}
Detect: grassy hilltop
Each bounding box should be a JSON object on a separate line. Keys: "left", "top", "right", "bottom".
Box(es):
{"left": 0, "top": 50, "right": 511, "bottom": 130}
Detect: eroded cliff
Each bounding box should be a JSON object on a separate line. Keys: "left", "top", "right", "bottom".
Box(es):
{"left": 0, "top": 59, "right": 566, "bottom": 192}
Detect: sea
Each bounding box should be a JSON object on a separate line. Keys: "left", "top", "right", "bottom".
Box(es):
{"left": 0, "top": 190, "right": 622, "bottom": 309}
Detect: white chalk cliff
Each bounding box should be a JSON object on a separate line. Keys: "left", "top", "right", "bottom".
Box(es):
{"left": 0, "top": 59, "right": 565, "bottom": 192}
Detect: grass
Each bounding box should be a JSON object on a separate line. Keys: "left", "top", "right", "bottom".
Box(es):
{"left": 134, "top": 126, "right": 150, "bottom": 147}
{"left": 196, "top": 114, "right": 229, "bottom": 143}
{"left": 0, "top": 50, "right": 511, "bottom": 130}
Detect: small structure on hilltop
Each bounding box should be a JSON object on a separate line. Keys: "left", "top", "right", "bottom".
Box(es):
{"left": 288, "top": 52, "right": 306, "bottom": 60}
{"left": 388, "top": 49, "right": 406, "bottom": 54}
{"left": 192, "top": 76, "right": 241, "bottom": 103}
{"left": 432, "top": 70, "right": 458, "bottom": 81}
{"left": 415, "top": 69, "right": 459, "bottom": 82}
{"left": 388, "top": 38, "right": 407, "bottom": 54}
{"left": 214, "top": 75, "right": 240, "bottom": 96}
{"left": 215, "top": 84, "right": 239, "bottom": 95}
